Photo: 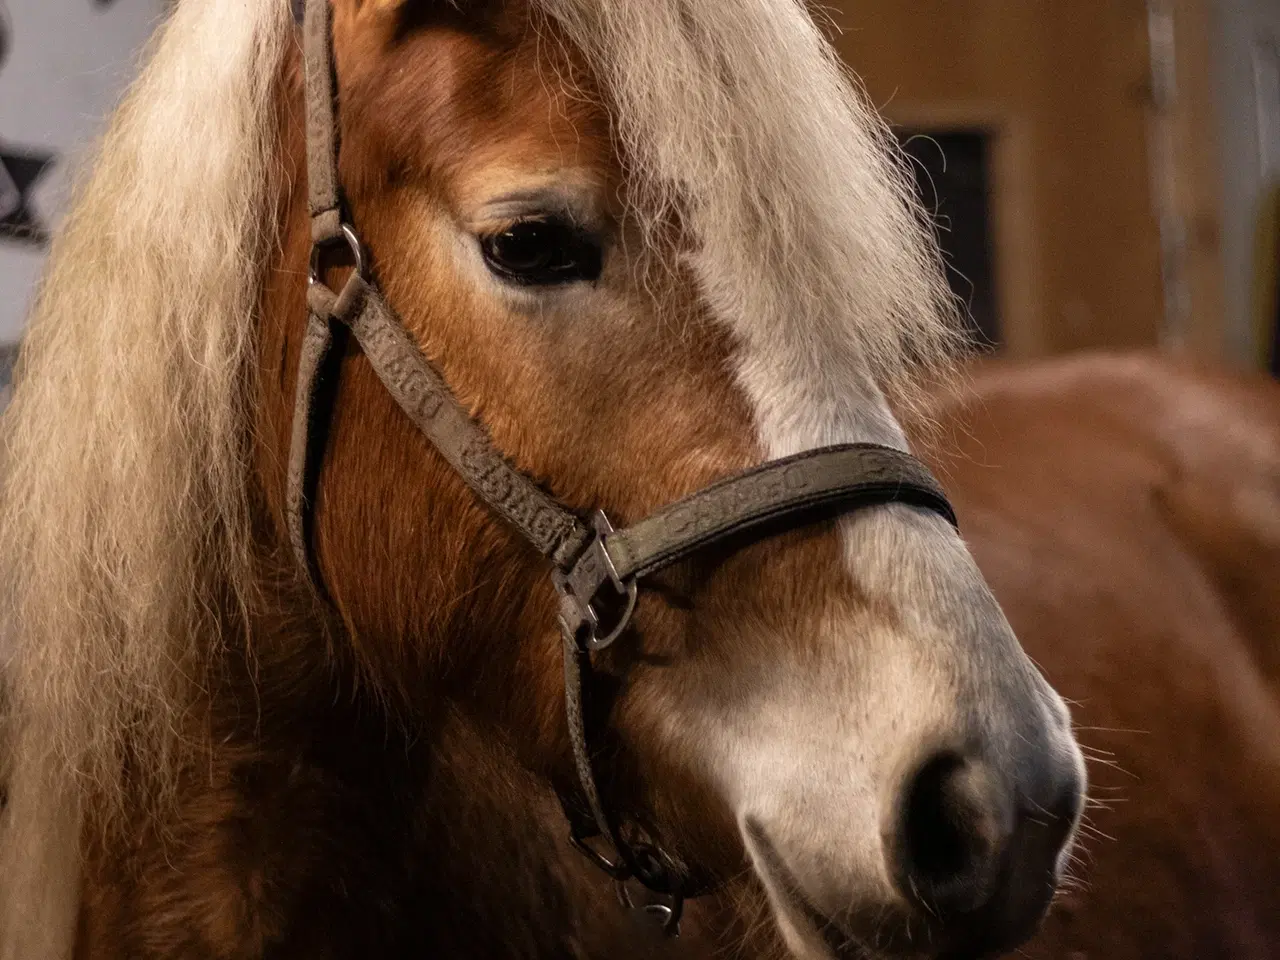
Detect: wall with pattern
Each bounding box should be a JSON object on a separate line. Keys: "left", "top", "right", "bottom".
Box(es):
{"left": 0, "top": 0, "right": 167, "bottom": 344}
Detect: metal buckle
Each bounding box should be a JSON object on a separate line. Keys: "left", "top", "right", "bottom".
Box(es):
{"left": 554, "top": 511, "right": 638, "bottom": 653}
{"left": 570, "top": 830, "right": 683, "bottom": 937}
{"left": 615, "top": 842, "right": 685, "bottom": 938}
{"left": 616, "top": 880, "right": 684, "bottom": 938}
{"left": 573, "top": 829, "right": 686, "bottom": 942}
{"left": 308, "top": 223, "right": 368, "bottom": 289}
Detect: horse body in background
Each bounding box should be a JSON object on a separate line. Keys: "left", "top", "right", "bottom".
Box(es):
{"left": 0, "top": 1, "right": 1081, "bottom": 959}
{"left": 927, "top": 352, "right": 1280, "bottom": 960}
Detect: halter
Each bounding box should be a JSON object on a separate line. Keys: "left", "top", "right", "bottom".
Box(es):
{"left": 288, "top": 0, "right": 958, "bottom": 935}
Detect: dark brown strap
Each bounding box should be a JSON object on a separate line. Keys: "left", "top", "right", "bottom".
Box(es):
{"left": 303, "top": 0, "right": 342, "bottom": 245}
{"left": 286, "top": 311, "right": 338, "bottom": 586}
{"left": 305, "top": 275, "right": 592, "bottom": 567}
{"left": 287, "top": 0, "right": 350, "bottom": 589}
{"left": 556, "top": 443, "right": 956, "bottom": 648}
{"left": 622, "top": 444, "right": 951, "bottom": 583}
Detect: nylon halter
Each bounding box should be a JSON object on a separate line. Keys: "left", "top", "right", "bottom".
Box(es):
{"left": 288, "top": 0, "right": 958, "bottom": 935}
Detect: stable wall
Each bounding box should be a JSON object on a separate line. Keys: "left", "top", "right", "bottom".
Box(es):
{"left": 829, "top": 0, "right": 1229, "bottom": 363}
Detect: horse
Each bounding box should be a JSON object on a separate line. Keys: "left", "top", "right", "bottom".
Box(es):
{"left": 919, "top": 351, "right": 1280, "bottom": 960}
{"left": 0, "top": 1, "right": 1085, "bottom": 958}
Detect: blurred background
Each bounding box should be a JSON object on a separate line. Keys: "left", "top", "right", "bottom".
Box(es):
{"left": 1, "top": 0, "right": 1278, "bottom": 381}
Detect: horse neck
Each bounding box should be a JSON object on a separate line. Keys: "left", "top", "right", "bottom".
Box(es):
{"left": 364, "top": 690, "right": 777, "bottom": 958}
{"left": 410, "top": 710, "right": 702, "bottom": 959}
{"left": 211, "top": 568, "right": 677, "bottom": 958}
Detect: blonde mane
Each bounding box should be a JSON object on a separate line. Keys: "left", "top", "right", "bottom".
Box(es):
{"left": 0, "top": 0, "right": 957, "bottom": 957}
{"left": 0, "top": 1, "right": 289, "bottom": 954}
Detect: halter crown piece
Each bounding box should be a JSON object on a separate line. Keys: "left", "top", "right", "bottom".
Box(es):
{"left": 287, "top": 0, "right": 958, "bottom": 936}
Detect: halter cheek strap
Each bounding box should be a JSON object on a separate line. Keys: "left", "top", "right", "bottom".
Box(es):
{"left": 289, "top": 0, "right": 958, "bottom": 934}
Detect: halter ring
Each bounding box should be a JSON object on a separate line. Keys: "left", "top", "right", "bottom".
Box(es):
{"left": 554, "top": 511, "right": 639, "bottom": 653}
{"left": 308, "top": 222, "right": 368, "bottom": 289}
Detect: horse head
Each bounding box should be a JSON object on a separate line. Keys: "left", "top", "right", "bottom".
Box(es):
{"left": 254, "top": 2, "right": 1085, "bottom": 954}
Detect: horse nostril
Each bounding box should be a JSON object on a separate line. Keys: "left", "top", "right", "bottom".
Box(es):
{"left": 892, "top": 751, "right": 1014, "bottom": 918}
{"left": 887, "top": 744, "right": 1085, "bottom": 957}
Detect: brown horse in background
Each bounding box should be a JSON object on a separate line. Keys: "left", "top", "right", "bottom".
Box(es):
{"left": 923, "top": 351, "right": 1280, "bottom": 960}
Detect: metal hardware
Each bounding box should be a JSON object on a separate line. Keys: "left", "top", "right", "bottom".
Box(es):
{"left": 616, "top": 877, "right": 684, "bottom": 938}
{"left": 573, "top": 825, "right": 685, "bottom": 937}
{"left": 554, "top": 511, "right": 638, "bottom": 653}
{"left": 308, "top": 223, "right": 368, "bottom": 289}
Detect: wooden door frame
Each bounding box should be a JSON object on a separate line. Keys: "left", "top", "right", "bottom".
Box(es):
{"left": 886, "top": 102, "right": 1040, "bottom": 359}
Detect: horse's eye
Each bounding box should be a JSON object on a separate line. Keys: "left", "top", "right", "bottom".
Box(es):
{"left": 481, "top": 218, "right": 603, "bottom": 286}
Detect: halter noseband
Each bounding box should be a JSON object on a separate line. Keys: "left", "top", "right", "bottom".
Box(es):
{"left": 288, "top": 0, "right": 957, "bottom": 935}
